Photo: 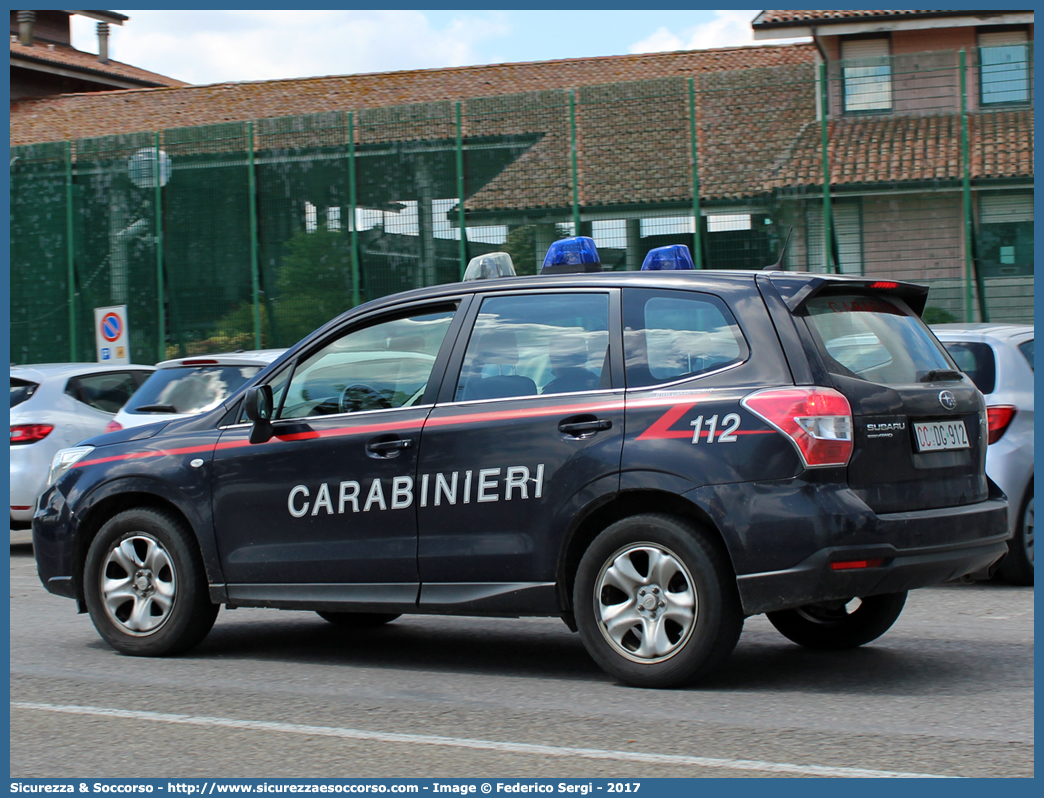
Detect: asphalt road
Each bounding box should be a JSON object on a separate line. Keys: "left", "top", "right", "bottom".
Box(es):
{"left": 10, "top": 543, "right": 1034, "bottom": 779}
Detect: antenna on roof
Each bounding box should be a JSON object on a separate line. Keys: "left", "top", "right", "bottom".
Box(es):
{"left": 764, "top": 226, "right": 793, "bottom": 271}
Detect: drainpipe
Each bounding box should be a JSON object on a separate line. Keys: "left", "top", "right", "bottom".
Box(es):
{"left": 97, "top": 23, "right": 110, "bottom": 64}
{"left": 17, "top": 10, "right": 34, "bottom": 46}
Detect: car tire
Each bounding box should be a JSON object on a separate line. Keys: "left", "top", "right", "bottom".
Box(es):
{"left": 84, "top": 507, "right": 218, "bottom": 656}
{"left": 996, "top": 486, "right": 1033, "bottom": 586}
{"left": 316, "top": 611, "right": 401, "bottom": 627}
{"left": 573, "top": 513, "right": 743, "bottom": 689}
{"left": 766, "top": 592, "right": 907, "bottom": 650}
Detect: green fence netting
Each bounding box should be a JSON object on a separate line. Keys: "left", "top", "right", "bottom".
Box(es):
{"left": 9, "top": 46, "right": 1033, "bottom": 364}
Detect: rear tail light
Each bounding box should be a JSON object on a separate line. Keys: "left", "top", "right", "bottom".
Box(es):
{"left": 741, "top": 387, "right": 854, "bottom": 468}
{"left": 104, "top": 420, "right": 123, "bottom": 433}
{"left": 10, "top": 424, "right": 55, "bottom": 445}
{"left": 986, "top": 405, "right": 1016, "bottom": 444}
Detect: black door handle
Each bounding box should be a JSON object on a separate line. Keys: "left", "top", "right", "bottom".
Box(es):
{"left": 366, "top": 437, "right": 412, "bottom": 457}
{"left": 559, "top": 419, "right": 612, "bottom": 436}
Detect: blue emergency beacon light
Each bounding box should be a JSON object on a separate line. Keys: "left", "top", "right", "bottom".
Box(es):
{"left": 641, "top": 244, "right": 696, "bottom": 271}
{"left": 540, "top": 236, "right": 602, "bottom": 275}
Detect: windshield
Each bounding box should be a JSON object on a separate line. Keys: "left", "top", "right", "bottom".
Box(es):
{"left": 123, "top": 366, "right": 262, "bottom": 415}
{"left": 10, "top": 378, "right": 38, "bottom": 408}
{"left": 804, "top": 294, "right": 953, "bottom": 385}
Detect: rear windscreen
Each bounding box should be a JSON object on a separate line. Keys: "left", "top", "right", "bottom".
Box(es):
{"left": 123, "top": 366, "right": 262, "bottom": 415}
{"left": 804, "top": 294, "right": 953, "bottom": 385}
{"left": 10, "top": 378, "right": 38, "bottom": 408}
{"left": 942, "top": 342, "right": 996, "bottom": 394}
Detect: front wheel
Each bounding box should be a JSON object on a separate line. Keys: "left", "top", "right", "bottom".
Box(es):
{"left": 766, "top": 592, "right": 907, "bottom": 650}
{"left": 573, "top": 514, "right": 742, "bottom": 689}
{"left": 84, "top": 508, "right": 218, "bottom": 656}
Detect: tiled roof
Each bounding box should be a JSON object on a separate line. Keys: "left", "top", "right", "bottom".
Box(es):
{"left": 9, "top": 44, "right": 814, "bottom": 145}
{"left": 754, "top": 10, "right": 978, "bottom": 28}
{"left": 762, "top": 110, "right": 1034, "bottom": 189}
{"left": 10, "top": 40, "right": 188, "bottom": 89}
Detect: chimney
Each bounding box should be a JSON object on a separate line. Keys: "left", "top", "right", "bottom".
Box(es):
{"left": 17, "top": 10, "right": 34, "bottom": 46}
{"left": 97, "top": 22, "right": 110, "bottom": 63}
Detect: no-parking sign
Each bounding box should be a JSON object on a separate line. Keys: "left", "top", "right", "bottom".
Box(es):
{"left": 94, "top": 305, "right": 131, "bottom": 364}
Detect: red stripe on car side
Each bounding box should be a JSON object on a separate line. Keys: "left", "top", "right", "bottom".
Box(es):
{"left": 71, "top": 399, "right": 626, "bottom": 468}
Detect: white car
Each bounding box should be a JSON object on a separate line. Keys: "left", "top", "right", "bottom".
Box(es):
{"left": 932, "top": 324, "right": 1034, "bottom": 585}
{"left": 109, "top": 350, "right": 286, "bottom": 432}
{"left": 10, "top": 363, "right": 154, "bottom": 526}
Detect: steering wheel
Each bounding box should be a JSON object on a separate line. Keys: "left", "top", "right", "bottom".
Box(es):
{"left": 337, "top": 383, "right": 392, "bottom": 414}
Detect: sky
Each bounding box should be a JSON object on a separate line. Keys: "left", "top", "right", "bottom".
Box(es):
{"left": 70, "top": 9, "right": 809, "bottom": 86}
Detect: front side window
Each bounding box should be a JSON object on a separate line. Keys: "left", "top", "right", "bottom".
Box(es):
{"left": 66, "top": 372, "right": 144, "bottom": 414}
{"left": 279, "top": 307, "right": 456, "bottom": 419}
{"left": 623, "top": 288, "right": 746, "bottom": 388}
{"left": 841, "top": 37, "right": 892, "bottom": 113}
{"left": 804, "top": 294, "right": 953, "bottom": 385}
{"left": 455, "top": 293, "right": 610, "bottom": 402}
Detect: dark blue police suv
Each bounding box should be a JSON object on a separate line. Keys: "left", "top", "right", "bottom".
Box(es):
{"left": 33, "top": 240, "right": 1009, "bottom": 688}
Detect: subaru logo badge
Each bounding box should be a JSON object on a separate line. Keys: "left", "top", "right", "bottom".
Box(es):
{"left": 939, "top": 390, "right": 957, "bottom": 410}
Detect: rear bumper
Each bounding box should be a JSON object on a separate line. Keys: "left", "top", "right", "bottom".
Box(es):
{"left": 735, "top": 494, "right": 1009, "bottom": 615}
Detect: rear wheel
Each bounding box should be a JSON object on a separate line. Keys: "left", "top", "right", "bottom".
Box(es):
{"left": 316, "top": 611, "right": 401, "bottom": 627}
{"left": 996, "top": 487, "right": 1033, "bottom": 586}
{"left": 84, "top": 508, "right": 218, "bottom": 656}
{"left": 766, "top": 592, "right": 907, "bottom": 650}
{"left": 573, "top": 513, "right": 742, "bottom": 689}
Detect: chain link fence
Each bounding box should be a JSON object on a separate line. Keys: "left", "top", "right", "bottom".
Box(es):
{"left": 10, "top": 45, "right": 1033, "bottom": 364}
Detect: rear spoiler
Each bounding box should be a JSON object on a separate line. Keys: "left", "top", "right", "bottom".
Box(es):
{"left": 767, "top": 274, "right": 929, "bottom": 317}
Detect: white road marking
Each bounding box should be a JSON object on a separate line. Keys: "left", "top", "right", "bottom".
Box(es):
{"left": 12, "top": 701, "right": 958, "bottom": 778}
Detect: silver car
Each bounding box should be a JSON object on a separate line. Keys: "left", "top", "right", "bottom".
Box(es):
{"left": 108, "top": 350, "right": 286, "bottom": 432}
{"left": 933, "top": 324, "right": 1034, "bottom": 585}
{"left": 10, "top": 363, "right": 154, "bottom": 527}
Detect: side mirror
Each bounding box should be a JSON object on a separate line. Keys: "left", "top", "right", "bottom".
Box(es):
{"left": 244, "top": 384, "right": 274, "bottom": 444}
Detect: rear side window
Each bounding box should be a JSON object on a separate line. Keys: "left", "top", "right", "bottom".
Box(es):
{"left": 124, "top": 366, "right": 262, "bottom": 415}
{"left": 941, "top": 342, "right": 997, "bottom": 394}
{"left": 11, "top": 378, "right": 38, "bottom": 408}
{"left": 455, "top": 293, "right": 610, "bottom": 402}
{"left": 65, "top": 371, "right": 144, "bottom": 414}
{"left": 623, "top": 288, "right": 747, "bottom": 388}
{"left": 803, "top": 294, "right": 952, "bottom": 385}
{"left": 1019, "top": 339, "right": 1034, "bottom": 370}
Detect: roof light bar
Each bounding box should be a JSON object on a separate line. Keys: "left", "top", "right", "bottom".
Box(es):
{"left": 541, "top": 236, "right": 602, "bottom": 275}
{"left": 463, "top": 252, "right": 516, "bottom": 281}
{"left": 641, "top": 244, "right": 695, "bottom": 271}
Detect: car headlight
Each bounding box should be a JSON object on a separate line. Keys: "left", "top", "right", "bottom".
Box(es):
{"left": 47, "top": 446, "right": 94, "bottom": 487}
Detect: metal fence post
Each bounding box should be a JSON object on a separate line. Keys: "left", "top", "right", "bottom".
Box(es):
{"left": 959, "top": 49, "right": 986, "bottom": 322}
{"left": 688, "top": 78, "right": 704, "bottom": 269}
{"left": 819, "top": 63, "right": 836, "bottom": 274}
{"left": 569, "top": 89, "right": 581, "bottom": 233}
{"left": 64, "top": 141, "right": 77, "bottom": 360}
{"left": 455, "top": 101, "right": 467, "bottom": 277}
{"left": 154, "top": 131, "right": 166, "bottom": 362}
{"left": 348, "top": 111, "right": 361, "bottom": 308}
{"left": 247, "top": 121, "right": 262, "bottom": 349}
